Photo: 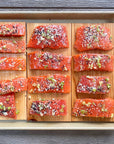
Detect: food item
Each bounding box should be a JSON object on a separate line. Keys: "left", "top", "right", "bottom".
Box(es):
{"left": 72, "top": 98, "right": 114, "bottom": 118}
{"left": 0, "top": 57, "right": 26, "bottom": 71}
{"left": 28, "top": 25, "right": 69, "bottom": 49}
{"left": 28, "top": 52, "right": 71, "bottom": 71}
{"left": 77, "top": 76, "right": 111, "bottom": 94}
{"left": 0, "top": 93, "right": 16, "bottom": 119}
{"left": 0, "top": 77, "right": 27, "bottom": 94}
{"left": 28, "top": 74, "right": 70, "bottom": 93}
{"left": 0, "top": 23, "right": 25, "bottom": 36}
{"left": 73, "top": 54, "right": 113, "bottom": 72}
{"left": 30, "top": 99, "right": 66, "bottom": 116}
{"left": 74, "top": 25, "right": 112, "bottom": 51}
{"left": 0, "top": 39, "right": 25, "bottom": 53}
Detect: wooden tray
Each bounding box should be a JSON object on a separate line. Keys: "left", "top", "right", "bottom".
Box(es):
{"left": 0, "top": 11, "right": 113, "bottom": 130}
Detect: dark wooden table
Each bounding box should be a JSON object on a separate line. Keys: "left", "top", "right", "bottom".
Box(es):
{"left": 0, "top": 0, "right": 114, "bottom": 144}
{"left": 0, "top": 130, "right": 113, "bottom": 144}
{"left": 0, "top": 0, "right": 114, "bottom": 11}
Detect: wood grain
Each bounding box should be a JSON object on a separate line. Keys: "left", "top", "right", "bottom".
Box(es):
{"left": 72, "top": 23, "right": 114, "bottom": 122}
{"left": 0, "top": 0, "right": 114, "bottom": 9}
{"left": 0, "top": 22, "right": 26, "bottom": 120}
{"left": 0, "top": 130, "right": 113, "bottom": 144}
{"left": 27, "top": 23, "right": 71, "bottom": 121}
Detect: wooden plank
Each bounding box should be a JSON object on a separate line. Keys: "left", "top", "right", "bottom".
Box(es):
{"left": 27, "top": 23, "right": 71, "bottom": 121}
{"left": 0, "top": 22, "right": 26, "bottom": 120}
{"left": 0, "top": 0, "right": 113, "bottom": 8}
{"left": 72, "top": 23, "right": 114, "bottom": 122}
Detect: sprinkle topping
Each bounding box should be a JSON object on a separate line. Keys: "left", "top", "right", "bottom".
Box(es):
{"left": 28, "top": 25, "right": 69, "bottom": 49}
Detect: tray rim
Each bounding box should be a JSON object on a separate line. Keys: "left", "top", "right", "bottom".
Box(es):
{"left": 0, "top": 10, "right": 114, "bottom": 13}
{"left": 0, "top": 11, "right": 113, "bottom": 130}
{"left": 0, "top": 121, "right": 113, "bottom": 130}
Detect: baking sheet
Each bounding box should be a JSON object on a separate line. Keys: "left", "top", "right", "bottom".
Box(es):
{"left": 0, "top": 11, "right": 113, "bottom": 129}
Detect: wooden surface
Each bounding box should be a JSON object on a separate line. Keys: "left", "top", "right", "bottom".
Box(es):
{"left": 27, "top": 23, "right": 71, "bottom": 121}
{"left": 0, "top": 22, "right": 26, "bottom": 120}
{"left": 72, "top": 23, "right": 114, "bottom": 122}
{"left": 0, "top": 130, "right": 113, "bottom": 144}
{"left": 26, "top": 22, "right": 114, "bottom": 122}
{"left": 0, "top": 0, "right": 114, "bottom": 11}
